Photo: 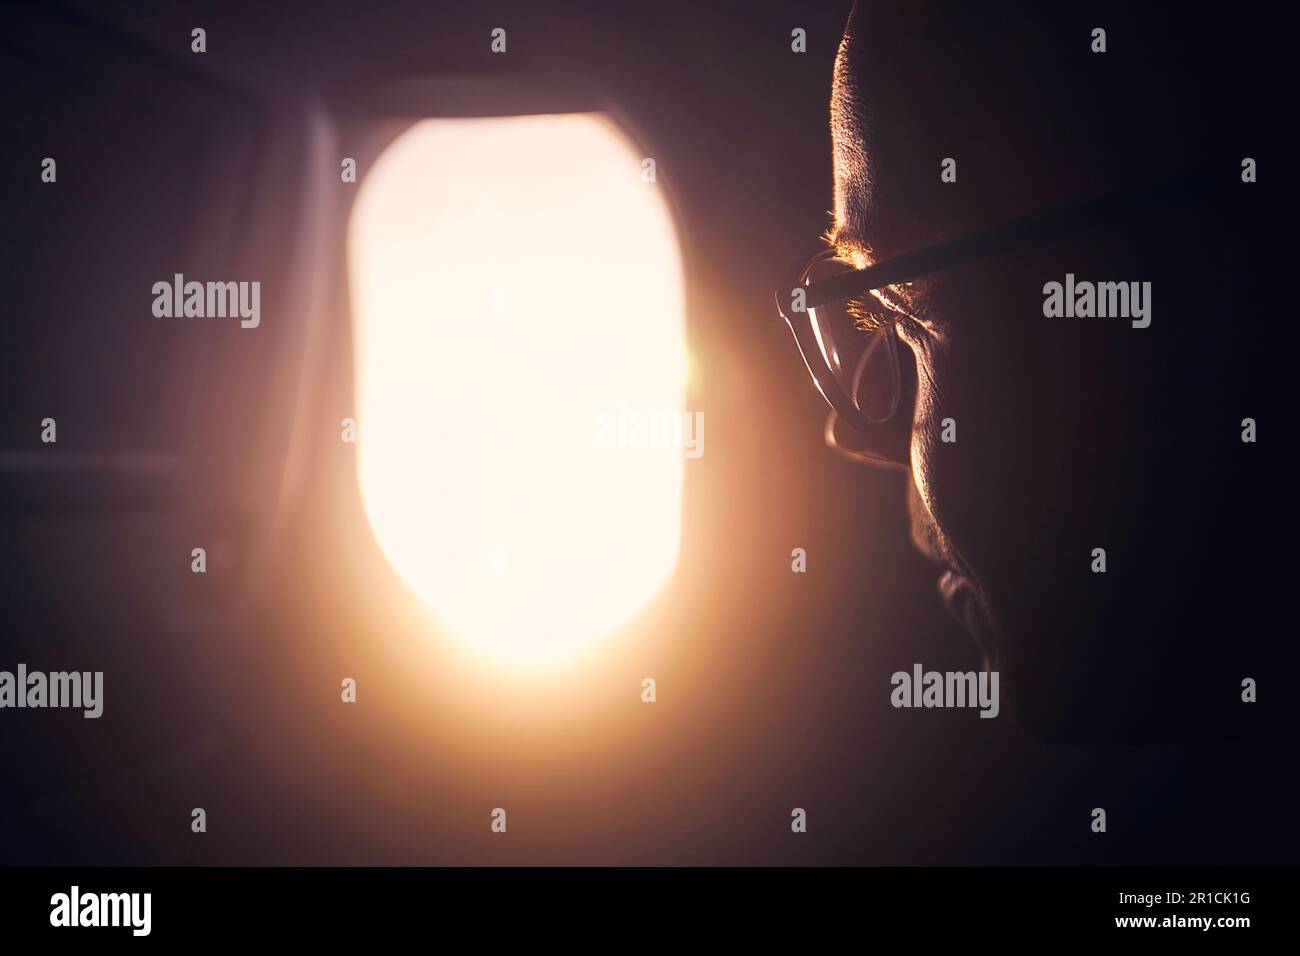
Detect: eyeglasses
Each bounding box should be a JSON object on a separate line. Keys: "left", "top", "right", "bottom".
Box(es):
{"left": 775, "top": 167, "right": 1234, "bottom": 468}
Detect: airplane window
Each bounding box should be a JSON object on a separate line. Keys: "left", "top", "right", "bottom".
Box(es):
{"left": 348, "top": 113, "right": 689, "bottom": 666}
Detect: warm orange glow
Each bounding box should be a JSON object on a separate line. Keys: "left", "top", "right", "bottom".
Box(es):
{"left": 348, "top": 114, "right": 688, "bottom": 667}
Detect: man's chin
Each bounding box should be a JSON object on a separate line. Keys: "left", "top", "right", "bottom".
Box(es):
{"left": 934, "top": 571, "right": 1139, "bottom": 743}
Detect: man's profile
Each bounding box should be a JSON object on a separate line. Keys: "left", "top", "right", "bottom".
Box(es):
{"left": 786, "top": 1, "right": 1285, "bottom": 742}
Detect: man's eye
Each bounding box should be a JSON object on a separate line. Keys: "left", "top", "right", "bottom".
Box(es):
{"left": 847, "top": 296, "right": 901, "bottom": 333}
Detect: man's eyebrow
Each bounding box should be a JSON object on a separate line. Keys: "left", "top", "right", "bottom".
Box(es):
{"left": 823, "top": 224, "right": 874, "bottom": 270}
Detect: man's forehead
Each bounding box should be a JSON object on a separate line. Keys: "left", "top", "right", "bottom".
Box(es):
{"left": 826, "top": 2, "right": 1241, "bottom": 258}
{"left": 828, "top": 29, "right": 875, "bottom": 263}
{"left": 826, "top": 3, "right": 968, "bottom": 257}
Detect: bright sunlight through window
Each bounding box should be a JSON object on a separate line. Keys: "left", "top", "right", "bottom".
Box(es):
{"left": 348, "top": 114, "right": 688, "bottom": 667}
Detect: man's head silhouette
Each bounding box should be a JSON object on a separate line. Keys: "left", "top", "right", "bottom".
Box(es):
{"left": 804, "top": 1, "right": 1284, "bottom": 742}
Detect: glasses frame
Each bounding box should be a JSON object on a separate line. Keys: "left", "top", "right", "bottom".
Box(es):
{"left": 781, "top": 249, "right": 906, "bottom": 435}
{"left": 776, "top": 167, "right": 1233, "bottom": 447}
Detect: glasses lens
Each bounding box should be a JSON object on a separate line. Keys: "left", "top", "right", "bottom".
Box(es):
{"left": 803, "top": 255, "right": 900, "bottom": 423}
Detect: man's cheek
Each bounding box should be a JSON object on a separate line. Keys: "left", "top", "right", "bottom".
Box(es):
{"left": 909, "top": 391, "right": 1005, "bottom": 583}
{"left": 906, "top": 349, "right": 968, "bottom": 558}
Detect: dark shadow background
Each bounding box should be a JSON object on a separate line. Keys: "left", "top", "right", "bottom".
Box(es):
{"left": 0, "top": 0, "right": 1294, "bottom": 865}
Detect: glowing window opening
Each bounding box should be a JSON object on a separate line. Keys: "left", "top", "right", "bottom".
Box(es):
{"left": 348, "top": 113, "right": 688, "bottom": 667}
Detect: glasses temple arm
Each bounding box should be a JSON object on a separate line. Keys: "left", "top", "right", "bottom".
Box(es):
{"left": 805, "top": 170, "right": 1229, "bottom": 310}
